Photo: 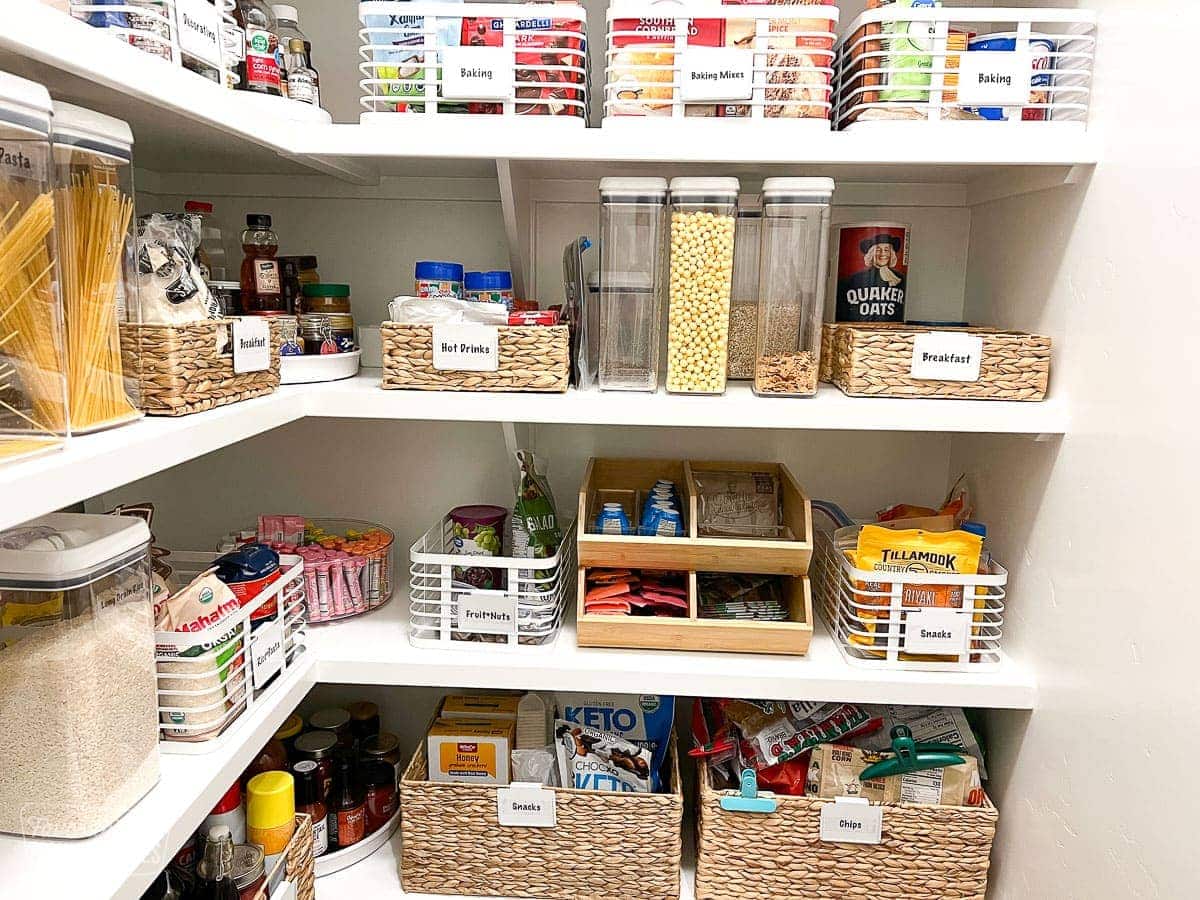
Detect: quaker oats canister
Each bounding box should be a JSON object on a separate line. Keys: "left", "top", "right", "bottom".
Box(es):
{"left": 835, "top": 222, "right": 910, "bottom": 323}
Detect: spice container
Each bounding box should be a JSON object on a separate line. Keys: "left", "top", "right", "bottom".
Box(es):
{"left": 666, "top": 178, "right": 738, "bottom": 395}
{"left": 754, "top": 178, "right": 834, "bottom": 398}
{"left": 415, "top": 261, "right": 463, "bottom": 299}
{"left": 464, "top": 271, "right": 515, "bottom": 308}
{"left": 727, "top": 207, "right": 761, "bottom": 381}
{"left": 0, "top": 513, "right": 159, "bottom": 838}
{"left": 598, "top": 177, "right": 668, "bottom": 392}
{"left": 51, "top": 101, "right": 143, "bottom": 433}
{"left": 246, "top": 770, "right": 296, "bottom": 874}
{"left": 0, "top": 72, "right": 68, "bottom": 464}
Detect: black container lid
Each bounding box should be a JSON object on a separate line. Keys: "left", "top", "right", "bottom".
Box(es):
{"left": 246, "top": 213, "right": 272, "bottom": 228}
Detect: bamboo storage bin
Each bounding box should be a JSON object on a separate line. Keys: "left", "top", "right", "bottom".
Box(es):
{"left": 251, "top": 813, "right": 316, "bottom": 900}
{"left": 821, "top": 323, "right": 1051, "bottom": 401}
{"left": 120, "top": 318, "right": 283, "bottom": 416}
{"left": 381, "top": 323, "right": 569, "bottom": 392}
{"left": 695, "top": 759, "right": 998, "bottom": 900}
{"left": 400, "top": 739, "right": 683, "bottom": 899}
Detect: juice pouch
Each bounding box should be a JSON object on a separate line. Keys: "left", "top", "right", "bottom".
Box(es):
{"left": 850, "top": 525, "right": 981, "bottom": 656}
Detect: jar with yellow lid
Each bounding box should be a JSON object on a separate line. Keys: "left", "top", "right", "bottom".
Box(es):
{"left": 246, "top": 770, "right": 295, "bottom": 875}
{"left": 274, "top": 713, "right": 304, "bottom": 762}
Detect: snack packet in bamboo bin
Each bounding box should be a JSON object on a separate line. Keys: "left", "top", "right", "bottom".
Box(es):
{"left": 512, "top": 450, "right": 562, "bottom": 559}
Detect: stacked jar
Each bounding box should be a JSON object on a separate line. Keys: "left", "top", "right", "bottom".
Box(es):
{"left": 665, "top": 178, "right": 739, "bottom": 395}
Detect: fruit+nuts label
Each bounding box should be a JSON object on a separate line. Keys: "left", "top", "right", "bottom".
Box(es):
{"left": 432, "top": 324, "right": 500, "bottom": 371}
{"left": 458, "top": 592, "right": 518, "bottom": 637}
{"left": 679, "top": 48, "right": 754, "bottom": 102}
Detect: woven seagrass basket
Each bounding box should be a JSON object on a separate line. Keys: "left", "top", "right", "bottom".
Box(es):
{"left": 821, "top": 323, "right": 1050, "bottom": 401}
{"left": 400, "top": 738, "right": 682, "bottom": 899}
{"left": 381, "top": 323, "right": 569, "bottom": 392}
{"left": 695, "top": 759, "right": 997, "bottom": 900}
{"left": 252, "top": 813, "right": 316, "bottom": 900}
{"left": 120, "top": 318, "right": 283, "bottom": 416}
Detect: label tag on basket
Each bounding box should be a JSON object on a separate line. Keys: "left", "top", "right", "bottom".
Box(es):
{"left": 458, "top": 591, "right": 519, "bottom": 637}
{"left": 176, "top": 0, "right": 224, "bottom": 69}
{"left": 497, "top": 783, "right": 557, "bottom": 827}
{"left": 232, "top": 317, "right": 271, "bottom": 374}
{"left": 432, "top": 324, "right": 500, "bottom": 371}
{"left": 819, "top": 797, "right": 882, "bottom": 844}
{"left": 903, "top": 608, "right": 970, "bottom": 656}
{"left": 250, "top": 617, "right": 285, "bottom": 689}
{"left": 270, "top": 880, "right": 295, "bottom": 900}
{"left": 909, "top": 332, "right": 983, "bottom": 381}
{"left": 441, "top": 46, "right": 515, "bottom": 100}
{"left": 957, "top": 50, "right": 1034, "bottom": 106}
{"left": 679, "top": 48, "right": 755, "bottom": 102}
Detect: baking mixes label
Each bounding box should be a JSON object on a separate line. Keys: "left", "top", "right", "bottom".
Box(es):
{"left": 497, "top": 783, "right": 557, "bottom": 827}
{"left": 956, "top": 50, "right": 1034, "bottom": 106}
{"left": 903, "top": 608, "right": 970, "bottom": 656}
{"left": 232, "top": 317, "right": 271, "bottom": 374}
{"left": 176, "top": 0, "right": 223, "bottom": 69}
{"left": 458, "top": 592, "right": 519, "bottom": 637}
{"left": 679, "top": 48, "right": 755, "bottom": 102}
{"left": 249, "top": 617, "right": 284, "bottom": 689}
{"left": 432, "top": 324, "right": 500, "bottom": 371}
{"left": 441, "top": 47, "right": 515, "bottom": 100}
{"left": 910, "top": 332, "right": 984, "bottom": 381}
{"left": 819, "top": 797, "right": 883, "bottom": 844}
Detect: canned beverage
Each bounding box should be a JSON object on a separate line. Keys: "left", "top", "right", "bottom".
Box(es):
{"left": 835, "top": 222, "right": 910, "bottom": 323}
{"left": 595, "top": 502, "right": 632, "bottom": 536}
{"left": 966, "top": 36, "right": 1057, "bottom": 122}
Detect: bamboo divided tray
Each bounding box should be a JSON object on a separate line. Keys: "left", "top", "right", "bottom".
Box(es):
{"left": 577, "top": 458, "right": 813, "bottom": 576}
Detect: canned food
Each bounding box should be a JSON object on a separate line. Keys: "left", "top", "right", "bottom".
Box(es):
{"left": 835, "top": 223, "right": 910, "bottom": 323}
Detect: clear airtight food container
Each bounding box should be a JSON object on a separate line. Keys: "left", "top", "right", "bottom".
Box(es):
{"left": 754, "top": 178, "right": 834, "bottom": 398}
{"left": 727, "top": 205, "right": 761, "bottom": 381}
{"left": 0, "top": 71, "right": 69, "bottom": 465}
{"left": 0, "top": 513, "right": 159, "bottom": 838}
{"left": 51, "top": 101, "right": 142, "bottom": 433}
{"left": 598, "top": 177, "right": 668, "bottom": 392}
{"left": 666, "top": 177, "right": 739, "bottom": 395}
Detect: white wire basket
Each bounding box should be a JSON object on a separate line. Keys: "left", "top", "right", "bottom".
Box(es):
{"left": 408, "top": 518, "right": 576, "bottom": 649}
{"left": 359, "top": 1, "right": 589, "bottom": 124}
{"left": 155, "top": 552, "right": 308, "bottom": 753}
{"left": 811, "top": 523, "right": 1006, "bottom": 672}
{"left": 833, "top": 5, "right": 1097, "bottom": 131}
{"left": 603, "top": 1, "right": 839, "bottom": 123}
{"left": 71, "top": 1, "right": 180, "bottom": 65}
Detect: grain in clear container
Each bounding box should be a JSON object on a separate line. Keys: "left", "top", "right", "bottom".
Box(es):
{"left": 666, "top": 177, "right": 738, "bottom": 395}
{"left": 727, "top": 206, "right": 761, "bottom": 380}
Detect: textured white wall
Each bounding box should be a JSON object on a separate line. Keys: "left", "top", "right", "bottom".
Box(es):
{"left": 952, "top": 2, "right": 1200, "bottom": 896}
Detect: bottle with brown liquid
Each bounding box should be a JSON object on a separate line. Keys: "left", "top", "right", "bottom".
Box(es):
{"left": 194, "top": 825, "right": 239, "bottom": 900}
{"left": 240, "top": 214, "right": 285, "bottom": 313}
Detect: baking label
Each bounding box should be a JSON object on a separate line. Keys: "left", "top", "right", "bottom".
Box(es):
{"left": 458, "top": 592, "right": 519, "bottom": 637}
{"left": 910, "top": 332, "right": 983, "bottom": 381}
{"left": 679, "top": 48, "right": 755, "bottom": 102}
{"left": 903, "top": 608, "right": 970, "bottom": 656}
{"left": 819, "top": 797, "right": 883, "bottom": 844}
{"left": 232, "top": 317, "right": 271, "bottom": 374}
{"left": 250, "top": 617, "right": 284, "bottom": 689}
{"left": 957, "top": 51, "right": 1033, "bottom": 106}
{"left": 432, "top": 324, "right": 500, "bottom": 371}
{"left": 441, "top": 46, "right": 515, "bottom": 100}
{"left": 176, "top": 0, "right": 223, "bottom": 69}
{"left": 497, "top": 783, "right": 557, "bottom": 827}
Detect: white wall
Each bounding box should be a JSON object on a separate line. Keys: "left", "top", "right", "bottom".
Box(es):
{"left": 952, "top": 2, "right": 1200, "bottom": 896}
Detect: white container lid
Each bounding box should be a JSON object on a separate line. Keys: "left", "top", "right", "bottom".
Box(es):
{"left": 51, "top": 100, "right": 134, "bottom": 164}
{"left": 600, "top": 177, "right": 668, "bottom": 198}
{"left": 669, "top": 177, "right": 740, "bottom": 197}
{"left": 0, "top": 71, "right": 52, "bottom": 137}
{"left": 762, "top": 177, "right": 835, "bottom": 201}
{"left": 0, "top": 513, "right": 151, "bottom": 589}
{"left": 271, "top": 4, "right": 298, "bottom": 21}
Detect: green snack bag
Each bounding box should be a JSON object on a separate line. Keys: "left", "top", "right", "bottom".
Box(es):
{"left": 513, "top": 450, "right": 562, "bottom": 559}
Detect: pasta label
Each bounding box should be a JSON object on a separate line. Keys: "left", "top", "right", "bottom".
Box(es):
{"left": 0, "top": 145, "right": 45, "bottom": 181}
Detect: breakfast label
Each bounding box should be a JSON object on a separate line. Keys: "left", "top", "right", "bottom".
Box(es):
{"left": 232, "top": 317, "right": 271, "bottom": 373}
{"left": 497, "top": 783, "right": 557, "bottom": 827}
{"left": 820, "top": 797, "right": 883, "bottom": 844}
{"left": 432, "top": 324, "right": 500, "bottom": 371}
{"left": 903, "top": 608, "right": 970, "bottom": 656}
{"left": 441, "top": 47, "right": 515, "bottom": 100}
{"left": 679, "top": 48, "right": 755, "bottom": 102}
{"left": 458, "top": 592, "right": 518, "bottom": 637}
{"left": 910, "top": 332, "right": 983, "bottom": 381}
{"left": 957, "top": 50, "right": 1034, "bottom": 106}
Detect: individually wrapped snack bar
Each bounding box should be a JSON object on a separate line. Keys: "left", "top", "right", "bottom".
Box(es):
{"left": 555, "top": 720, "right": 654, "bottom": 793}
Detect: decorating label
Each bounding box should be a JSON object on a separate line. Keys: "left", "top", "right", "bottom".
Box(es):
{"left": 819, "top": 797, "right": 883, "bottom": 844}
{"left": 176, "top": 0, "right": 224, "bottom": 69}
{"left": 458, "top": 591, "right": 519, "bottom": 637}
{"left": 956, "top": 50, "right": 1034, "bottom": 106}
{"left": 497, "top": 783, "right": 557, "bottom": 827}
{"left": 910, "top": 332, "right": 983, "bottom": 381}
{"left": 232, "top": 317, "right": 271, "bottom": 373}
{"left": 250, "top": 617, "right": 285, "bottom": 689}
{"left": 903, "top": 608, "right": 970, "bottom": 656}
{"left": 679, "top": 48, "right": 755, "bottom": 102}
{"left": 432, "top": 324, "right": 500, "bottom": 371}
{"left": 441, "top": 46, "right": 515, "bottom": 100}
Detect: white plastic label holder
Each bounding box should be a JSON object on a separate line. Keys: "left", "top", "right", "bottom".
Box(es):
{"left": 819, "top": 796, "right": 883, "bottom": 844}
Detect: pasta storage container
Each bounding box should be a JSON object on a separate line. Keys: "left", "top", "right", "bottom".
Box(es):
{"left": 726, "top": 205, "right": 760, "bottom": 381}
{"left": 0, "top": 513, "right": 159, "bottom": 838}
{"left": 51, "top": 101, "right": 142, "bottom": 433}
{"left": 666, "top": 177, "right": 738, "bottom": 395}
{"left": 0, "top": 71, "right": 69, "bottom": 465}
{"left": 753, "top": 177, "right": 834, "bottom": 398}
{"left": 598, "top": 177, "right": 667, "bottom": 392}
